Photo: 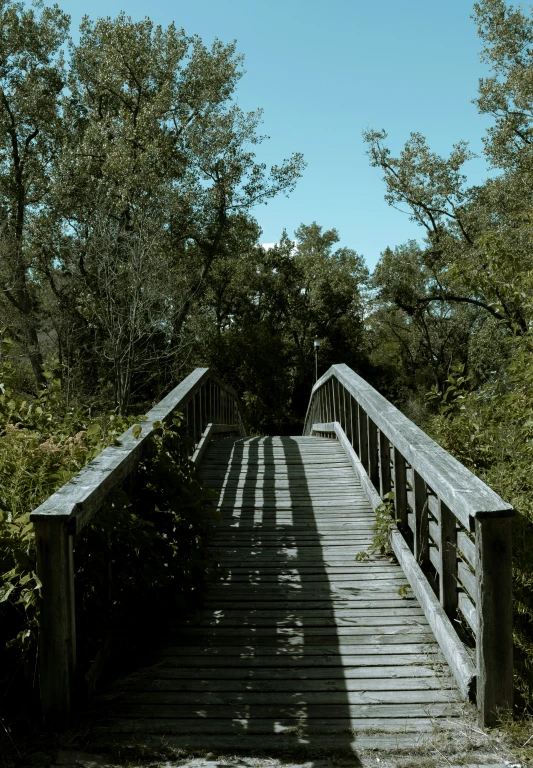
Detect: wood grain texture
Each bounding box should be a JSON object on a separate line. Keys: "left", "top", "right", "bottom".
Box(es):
{"left": 97, "top": 434, "right": 469, "bottom": 748}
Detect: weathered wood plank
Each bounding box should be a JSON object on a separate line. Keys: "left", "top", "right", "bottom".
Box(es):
{"left": 121, "top": 688, "right": 462, "bottom": 706}
{"left": 128, "top": 675, "right": 453, "bottom": 692}
{"left": 100, "top": 702, "right": 462, "bottom": 719}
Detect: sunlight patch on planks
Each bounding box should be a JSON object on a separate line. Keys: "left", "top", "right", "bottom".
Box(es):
{"left": 96, "top": 435, "right": 470, "bottom": 751}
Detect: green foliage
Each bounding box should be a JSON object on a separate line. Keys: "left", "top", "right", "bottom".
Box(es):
{"left": 195, "top": 221, "right": 369, "bottom": 434}
{"left": 74, "top": 414, "right": 217, "bottom": 667}
{"left": 0, "top": 354, "right": 213, "bottom": 719}
{"left": 355, "top": 492, "right": 396, "bottom": 561}
{"left": 426, "top": 339, "right": 533, "bottom": 708}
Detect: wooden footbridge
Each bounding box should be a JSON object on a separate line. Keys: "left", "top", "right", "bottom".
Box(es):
{"left": 30, "top": 365, "right": 514, "bottom": 750}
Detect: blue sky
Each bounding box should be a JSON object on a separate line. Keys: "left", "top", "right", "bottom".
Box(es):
{"left": 58, "top": 0, "right": 496, "bottom": 270}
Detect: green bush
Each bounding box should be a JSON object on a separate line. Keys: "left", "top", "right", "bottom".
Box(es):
{"left": 0, "top": 355, "right": 216, "bottom": 723}
{"left": 425, "top": 344, "right": 533, "bottom": 710}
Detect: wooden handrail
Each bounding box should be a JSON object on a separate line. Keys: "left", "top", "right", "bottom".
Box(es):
{"left": 305, "top": 365, "right": 514, "bottom": 727}
{"left": 30, "top": 367, "right": 246, "bottom": 727}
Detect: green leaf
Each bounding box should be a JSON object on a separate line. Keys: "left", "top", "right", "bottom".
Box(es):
{"left": 132, "top": 425, "right": 143, "bottom": 439}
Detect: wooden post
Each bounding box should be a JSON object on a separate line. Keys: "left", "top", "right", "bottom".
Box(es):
{"left": 379, "top": 430, "right": 391, "bottom": 498}
{"left": 413, "top": 470, "right": 429, "bottom": 568}
{"left": 358, "top": 405, "right": 369, "bottom": 471}
{"left": 438, "top": 500, "right": 458, "bottom": 619}
{"left": 368, "top": 417, "right": 379, "bottom": 491}
{"left": 475, "top": 514, "right": 513, "bottom": 726}
{"left": 34, "top": 521, "right": 76, "bottom": 727}
{"left": 393, "top": 447, "right": 408, "bottom": 530}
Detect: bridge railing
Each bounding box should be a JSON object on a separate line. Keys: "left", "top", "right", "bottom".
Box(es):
{"left": 30, "top": 367, "right": 245, "bottom": 727}
{"left": 303, "top": 364, "right": 513, "bottom": 726}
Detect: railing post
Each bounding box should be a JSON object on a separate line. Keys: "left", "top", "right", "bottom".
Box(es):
{"left": 34, "top": 521, "right": 76, "bottom": 727}
{"left": 475, "top": 514, "right": 513, "bottom": 726}
{"left": 438, "top": 500, "right": 458, "bottom": 620}
{"left": 393, "top": 448, "right": 408, "bottom": 530}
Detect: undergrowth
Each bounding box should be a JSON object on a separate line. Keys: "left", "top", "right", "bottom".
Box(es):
{"left": 426, "top": 339, "right": 533, "bottom": 712}
{"left": 0, "top": 349, "right": 216, "bottom": 733}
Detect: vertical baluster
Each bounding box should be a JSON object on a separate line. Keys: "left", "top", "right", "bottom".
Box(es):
{"left": 351, "top": 397, "right": 359, "bottom": 454}
{"left": 345, "top": 392, "right": 353, "bottom": 444}
{"left": 413, "top": 470, "right": 429, "bottom": 567}
{"left": 358, "top": 405, "right": 369, "bottom": 471}
{"left": 379, "top": 431, "right": 391, "bottom": 498}
{"left": 368, "top": 417, "right": 379, "bottom": 490}
{"left": 393, "top": 448, "right": 408, "bottom": 529}
{"left": 438, "top": 500, "right": 458, "bottom": 619}
{"left": 340, "top": 385, "right": 346, "bottom": 432}
{"left": 331, "top": 378, "right": 337, "bottom": 423}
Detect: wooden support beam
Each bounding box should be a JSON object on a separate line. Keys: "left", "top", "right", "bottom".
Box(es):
{"left": 34, "top": 521, "right": 76, "bottom": 728}
{"left": 475, "top": 515, "right": 513, "bottom": 726}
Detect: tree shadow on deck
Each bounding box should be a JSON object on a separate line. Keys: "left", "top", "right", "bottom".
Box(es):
{"left": 179, "top": 435, "right": 356, "bottom": 749}
{"left": 93, "top": 436, "right": 360, "bottom": 753}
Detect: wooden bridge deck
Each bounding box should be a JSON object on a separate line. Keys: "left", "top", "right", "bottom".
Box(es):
{"left": 96, "top": 436, "right": 466, "bottom": 751}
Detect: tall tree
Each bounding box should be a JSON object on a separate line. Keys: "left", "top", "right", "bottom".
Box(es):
{"left": 0, "top": 0, "right": 69, "bottom": 387}
{"left": 41, "top": 13, "right": 305, "bottom": 410}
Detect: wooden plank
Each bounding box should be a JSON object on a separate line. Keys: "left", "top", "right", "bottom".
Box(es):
{"left": 129, "top": 675, "right": 453, "bottom": 692}
{"left": 96, "top": 717, "right": 457, "bottom": 735}
{"left": 134, "top": 664, "right": 441, "bottom": 681}
{"left": 177, "top": 627, "right": 432, "bottom": 640}
{"left": 99, "top": 702, "right": 462, "bottom": 719}
{"left": 202, "top": 602, "right": 425, "bottom": 613}
{"left": 457, "top": 530, "right": 476, "bottom": 569}
{"left": 92, "top": 732, "right": 454, "bottom": 751}
{"left": 457, "top": 560, "right": 477, "bottom": 602}
{"left": 158, "top": 643, "right": 441, "bottom": 657}
{"left": 458, "top": 592, "right": 477, "bottom": 635}
{"left": 120, "top": 688, "right": 461, "bottom": 706}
